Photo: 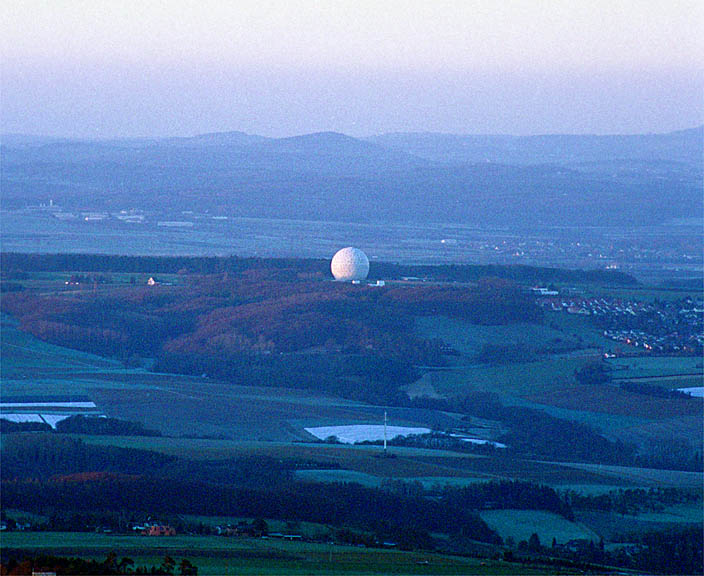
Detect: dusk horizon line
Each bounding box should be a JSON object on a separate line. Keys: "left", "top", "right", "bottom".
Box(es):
{"left": 3, "top": 124, "right": 702, "bottom": 143}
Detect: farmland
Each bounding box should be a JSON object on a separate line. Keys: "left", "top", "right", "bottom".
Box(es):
{"left": 607, "top": 355, "right": 702, "bottom": 381}
{"left": 0, "top": 532, "right": 557, "bottom": 576}
{"left": 416, "top": 357, "right": 588, "bottom": 400}
{"left": 576, "top": 505, "right": 704, "bottom": 542}
{"left": 1, "top": 257, "right": 702, "bottom": 575}
{"left": 414, "top": 316, "right": 585, "bottom": 359}
{"left": 413, "top": 311, "right": 702, "bottom": 450}
{"left": 65, "top": 435, "right": 701, "bottom": 491}
{"left": 480, "top": 510, "right": 598, "bottom": 545}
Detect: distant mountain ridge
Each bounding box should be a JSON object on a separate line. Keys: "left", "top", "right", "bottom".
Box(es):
{"left": 1, "top": 127, "right": 701, "bottom": 227}
{"left": 366, "top": 126, "right": 704, "bottom": 166}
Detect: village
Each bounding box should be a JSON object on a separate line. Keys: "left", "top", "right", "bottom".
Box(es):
{"left": 536, "top": 294, "right": 704, "bottom": 355}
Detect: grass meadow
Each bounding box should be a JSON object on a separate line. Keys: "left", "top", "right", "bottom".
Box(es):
{"left": 576, "top": 507, "right": 703, "bottom": 541}
{"left": 606, "top": 356, "right": 702, "bottom": 379}
{"left": 0, "top": 532, "right": 555, "bottom": 576}
{"left": 415, "top": 316, "right": 584, "bottom": 359}
{"left": 479, "top": 510, "right": 598, "bottom": 545}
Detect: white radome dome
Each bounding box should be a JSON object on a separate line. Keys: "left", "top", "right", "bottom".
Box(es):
{"left": 331, "top": 247, "right": 370, "bottom": 281}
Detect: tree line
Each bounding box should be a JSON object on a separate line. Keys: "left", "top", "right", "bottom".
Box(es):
{"left": 1, "top": 553, "right": 197, "bottom": 576}
{"left": 1, "top": 252, "right": 638, "bottom": 285}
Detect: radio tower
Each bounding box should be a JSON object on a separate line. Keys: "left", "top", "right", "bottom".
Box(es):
{"left": 383, "top": 411, "right": 388, "bottom": 455}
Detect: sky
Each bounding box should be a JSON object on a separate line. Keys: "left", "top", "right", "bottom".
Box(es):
{"left": 2, "top": 0, "right": 702, "bottom": 138}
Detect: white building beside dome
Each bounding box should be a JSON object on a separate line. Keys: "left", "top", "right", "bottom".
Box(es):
{"left": 331, "top": 247, "right": 369, "bottom": 281}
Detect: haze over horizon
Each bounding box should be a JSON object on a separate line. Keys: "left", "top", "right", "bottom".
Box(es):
{"left": 2, "top": 0, "right": 702, "bottom": 139}
{"left": 2, "top": 124, "right": 703, "bottom": 143}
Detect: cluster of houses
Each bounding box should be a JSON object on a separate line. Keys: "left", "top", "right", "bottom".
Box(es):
{"left": 214, "top": 521, "right": 270, "bottom": 538}
{"left": 217, "top": 527, "right": 302, "bottom": 541}
{"left": 130, "top": 522, "right": 176, "bottom": 536}
{"left": 535, "top": 295, "right": 652, "bottom": 316}
{"left": 600, "top": 328, "right": 703, "bottom": 353}
{"left": 536, "top": 294, "right": 703, "bottom": 354}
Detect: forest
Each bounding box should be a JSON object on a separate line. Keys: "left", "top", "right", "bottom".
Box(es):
{"left": 1, "top": 264, "right": 539, "bottom": 400}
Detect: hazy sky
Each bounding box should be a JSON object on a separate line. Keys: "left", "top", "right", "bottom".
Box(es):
{"left": 2, "top": 0, "right": 702, "bottom": 137}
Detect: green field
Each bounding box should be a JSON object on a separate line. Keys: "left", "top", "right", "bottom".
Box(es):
{"left": 410, "top": 314, "right": 702, "bottom": 449}
{"left": 413, "top": 316, "right": 600, "bottom": 403}
{"left": 577, "top": 507, "right": 703, "bottom": 541}
{"left": 0, "top": 532, "right": 555, "bottom": 576}
{"left": 415, "top": 316, "right": 586, "bottom": 359}
{"left": 484, "top": 501, "right": 702, "bottom": 547}
{"left": 1, "top": 316, "right": 122, "bottom": 379}
{"left": 295, "top": 468, "right": 385, "bottom": 487}
{"left": 635, "top": 501, "right": 704, "bottom": 524}
{"left": 551, "top": 462, "right": 703, "bottom": 489}
{"left": 606, "top": 356, "right": 703, "bottom": 379}
{"left": 295, "top": 469, "right": 496, "bottom": 489}
{"left": 544, "top": 312, "right": 619, "bottom": 350}
{"left": 420, "top": 357, "right": 589, "bottom": 400}
{"left": 407, "top": 359, "right": 664, "bottom": 443}
{"left": 480, "top": 510, "right": 598, "bottom": 545}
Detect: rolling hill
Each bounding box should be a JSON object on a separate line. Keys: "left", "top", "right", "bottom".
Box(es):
{"left": 1, "top": 127, "right": 701, "bottom": 227}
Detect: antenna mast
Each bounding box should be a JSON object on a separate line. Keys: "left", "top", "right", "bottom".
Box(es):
{"left": 383, "top": 411, "right": 387, "bottom": 455}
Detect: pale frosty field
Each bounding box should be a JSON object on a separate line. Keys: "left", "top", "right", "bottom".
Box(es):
{"left": 0, "top": 413, "right": 45, "bottom": 423}
{"left": 0, "top": 401, "right": 97, "bottom": 409}
{"left": 0, "top": 413, "right": 73, "bottom": 427}
{"left": 40, "top": 414, "right": 74, "bottom": 427}
{"left": 305, "top": 425, "right": 431, "bottom": 444}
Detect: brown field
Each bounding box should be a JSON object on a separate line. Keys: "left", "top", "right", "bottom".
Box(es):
{"left": 527, "top": 384, "right": 702, "bottom": 418}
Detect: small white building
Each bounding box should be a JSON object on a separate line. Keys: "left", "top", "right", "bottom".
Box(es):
{"left": 531, "top": 287, "right": 559, "bottom": 296}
